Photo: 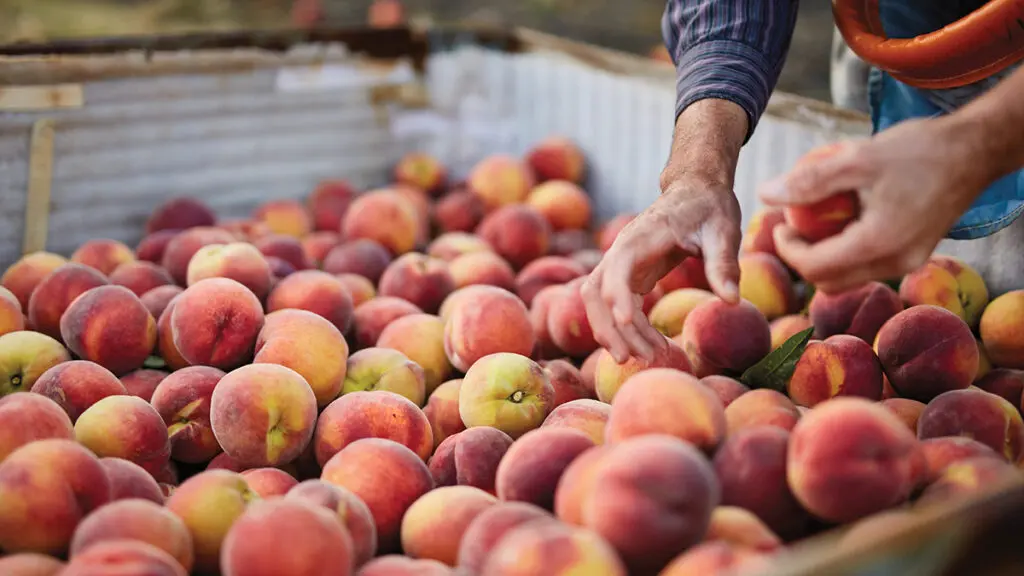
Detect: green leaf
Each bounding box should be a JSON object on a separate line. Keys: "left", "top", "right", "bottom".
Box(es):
{"left": 143, "top": 355, "right": 167, "bottom": 370}
{"left": 740, "top": 327, "right": 814, "bottom": 393}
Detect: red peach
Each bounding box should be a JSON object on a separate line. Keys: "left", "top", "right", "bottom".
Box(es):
{"left": 394, "top": 152, "right": 447, "bottom": 195}
{"left": 307, "top": 180, "right": 357, "bottom": 232}
{"left": 476, "top": 205, "right": 552, "bottom": 269}
{"left": 0, "top": 553, "right": 64, "bottom": 575}
{"left": 704, "top": 506, "right": 782, "bottom": 552}
{"left": 483, "top": 521, "right": 626, "bottom": 576}
{"left": 428, "top": 426, "right": 514, "bottom": 494}
{"left": 2, "top": 252, "right": 68, "bottom": 309}
{"left": 253, "top": 234, "right": 313, "bottom": 271}
{"left": 724, "top": 389, "right": 801, "bottom": 435}
{"left": 525, "top": 137, "right": 586, "bottom": 184}
{"left": 449, "top": 251, "right": 517, "bottom": 290}
{"left": 432, "top": 190, "right": 486, "bottom": 234}
{"left": 342, "top": 189, "right": 420, "bottom": 256}
{"left": 541, "top": 399, "right": 610, "bottom": 445}
{"left": 738, "top": 253, "right": 798, "bottom": 320}
{"left": 377, "top": 313, "right": 451, "bottom": 395}
{"left": 898, "top": 255, "right": 989, "bottom": 328}
{"left": 109, "top": 261, "right": 174, "bottom": 298}
{"left": 359, "top": 556, "right": 453, "bottom": 575}
{"left": 496, "top": 428, "right": 595, "bottom": 510}
{"left": 323, "top": 239, "right": 393, "bottom": 283}
{"left": 975, "top": 368, "right": 1024, "bottom": 410}
{"left": 315, "top": 390, "right": 433, "bottom": 466}
{"left": 423, "top": 379, "right": 466, "bottom": 449}
{"left": 769, "top": 314, "right": 813, "bottom": 350}
{"left": 980, "top": 290, "right": 1024, "bottom": 369}
{"left": 916, "top": 456, "right": 1021, "bottom": 508}
{"left": 240, "top": 468, "right": 298, "bottom": 497}
{"left": 164, "top": 470, "right": 257, "bottom": 573}
{"left": 543, "top": 358, "right": 592, "bottom": 407}
{"left": 919, "top": 436, "right": 1001, "bottom": 484}
{"left": 135, "top": 230, "right": 179, "bottom": 264}
{"left": 352, "top": 296, "right": 423, "bottom": 350}
{"left": 679, "top": 299, "right": 771, "bottom": 378}
{"left": 156, "top": 297, "right": 189, "bottom": 371}
{"left": 444, "top": 286, "right": 535, "bottom": 372}
{"left": 254, "top": 308, "right": 349, "bottom": 407}
{"left": 917, "top": 388, "right": 1024, "bottom": 462}
{"left": 150, "top": 366, "right": 225, "bottom": 464}
{"left": 70, "top": 499, "right": 193, "bottom": 572}
{"left": 0, "top": 392, "right": 73, "bottom": 462}
{"left": 70, "top": 239, "right": 135, "bottom": 276}
{"left": 808, "top": 281, "right": 903, "bottom": 343}
{"left": 140, "top": 285, "right": 182, "bottom": 320}
{"left": 457, "top": 502, "right": 552, "bottom": 574}
{"left": 514, "top": 256, "right": 586, "bottom": 307}
{"left": 186, "top": 242, "right": 273, "bottom": 300}
{"left": 160, "top": 227, "right": 236, "bottom": 285}
{"left": 27, "top": 263, "right": 108, "bottom": 340}
{"left": 31, "top": 360, "right": 127, "bottom": 423}
{"left": 337, "top": 273, "right": 376, "bottom": 307}
{"left": 100, "top": 458, "right": 164, "bottom": 504}
{"left": 657, "top": 257, "right": 711, "bottom": 294}
{"left": 526, "top": 180, "right": 592, "bottom": 231}
{"left": 75, "top": 395, "right": 171, "bottom": 477}
{"left": 286, "top": 479, "right": 378, "bottom": 567}
{"left": 379, "top": 253, "right": 455, "bottom": 314}
{"left": 0, "top": 286, "right": 23, "bottom": 337}
{"left": 529, "top": 284, "right": 567, "bottom": 360}
{"left": 659, "top": 541, "right": 768, "bottom": 576}
{"left": 742, "top": 208, "right": 786, "bottom": 258}
{"left": 700, "top": 375, "right": 750, "bottom": 408}
{"left": 253, "top": 199, "right": 313, "bottom": 238}
{"left": 787, "top": 335, "right": 885, "bottom": 407}
{"left": 593, "top": 338, "right": 692, "bottom": 403}
{"left": 146, "top": 197, "right": 216, "bottom": 234}
{"left": 303, "top": 232, "right": 343, "bottom": 267}
{"left": 401, "top": 486, "right": 497, "bottom": 565}
{"left": 467, "top": 155, "right": 534, "bottom": 210}
{"left": 170, "top": 278, "right": 264, "bottom": 370}
{"left": 61, "top": 540, "right": 187, "bottom": 576}
{"left": 546, "top": 279, "right": 598, "bottom": 358}
{"left": 427, "top": 232, "right": 493, "bottom": 262}
{"left": 119, "top": 369, "right": 167, "bottom": 402}
{"left": 267, "top": 270, "right": 355, "bottom": 334}
{"left": 880, "top": 398, "right": 927, "bottom": 433}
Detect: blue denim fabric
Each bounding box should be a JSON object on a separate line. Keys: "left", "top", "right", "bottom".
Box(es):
{"left": 869, "top": 1, "right": 1024, "bottom": 240}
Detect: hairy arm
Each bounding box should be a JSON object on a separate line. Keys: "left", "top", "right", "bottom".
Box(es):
{"left": 952, "top": 64, "right": 1024, "bottom": 192}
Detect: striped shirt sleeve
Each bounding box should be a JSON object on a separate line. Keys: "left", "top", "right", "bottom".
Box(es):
{"left": 662, "top": 0, "right": 800, "bottom": 141}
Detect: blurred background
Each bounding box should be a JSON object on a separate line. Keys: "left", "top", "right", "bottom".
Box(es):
{"left": 0, "top": 0, "right": 833, "bottom": 102}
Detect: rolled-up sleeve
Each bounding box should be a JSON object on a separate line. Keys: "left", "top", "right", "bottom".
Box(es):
{"left": 662, "top": 0, "right": 800, "bottom": 140}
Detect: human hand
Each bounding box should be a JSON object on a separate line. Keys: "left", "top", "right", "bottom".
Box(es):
{"left": 758, "top": 118, "right": 994, "bottom": 294}
{"left": 581, "top": 177, "right": 742, "bottom": 364}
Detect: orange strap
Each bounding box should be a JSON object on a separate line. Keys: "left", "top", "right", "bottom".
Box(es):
{"left": 833, "top": 0, "right": 1024, "bottom": 89}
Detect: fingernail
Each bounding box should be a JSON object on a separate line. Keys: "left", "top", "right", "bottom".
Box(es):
{"left": 723, "top": 281, "right": 739, "bottom": 302}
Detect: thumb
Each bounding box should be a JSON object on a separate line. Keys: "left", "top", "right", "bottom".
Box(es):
{"left": 700, "top": 216, "right": 741, "bottom": 304}
{"left": 758, "top": 141, "right": 868, "bottom": 207}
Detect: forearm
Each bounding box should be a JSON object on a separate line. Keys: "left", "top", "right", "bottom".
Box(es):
{"left": 953, "top": 64, "right": 1024, "bottom": 186}
{"left": 661, "top": 98, "right": 748, "bottom": 190}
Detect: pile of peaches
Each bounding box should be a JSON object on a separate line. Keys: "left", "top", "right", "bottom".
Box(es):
{"left": 0, "top": 137, "right": 1021, "bottom": 576}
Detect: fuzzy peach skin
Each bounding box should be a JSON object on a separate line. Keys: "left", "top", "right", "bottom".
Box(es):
{"left": 352, "top": 297, "right": 423, "bottom": 350}
{"left": 0, "top": 439, "right": 111, "bottom": 555}
{"left": 496, "top": 428, "right": 595, "bottom": 510}
{"left": 975, "top": 368, "right": 1024, "bottom": 410}
{"left": 219, "top": 219, "right": 273, "bottom": 244}
{"left": 916, "top": 456, "right": 1021, "bottom": 508}
{"left": 546, "top": 278, "right": 600, "bottom": 358}
{"left": 315, "top": 390, "right": 433, "bottom": 466}
{"left": 656, "top": 257, "right": 711, "bottom": 294}
{"left": 525, "top": 137, "right": 586, "bottom": 184}
{"left": 75, "top": 395, "right": 170, "bottom": 477}
{"left": 322, "top": 239, "right": 393, "bottom": 283}
{"left": 738, "top": 253, "right": 798, "bottom": 320}
{"left": 394, "top": 152, "right": 447, "bottom": 195}
{"left": 541, "top": 359, "right": 589, "bottom": 407}
{"left": 917, "top": 388, "right": 1024, "bottom": 462}
{"left": 0, "top": 330, "right": 70, "bottom": 396}
{"left": 342, "top": 348, "right": 427, "bottom": 406}
{"left": 393, "top": 184, "right": 432, "bottom": 247}
{"left": 307, "top": 179, "right": 357, "bottom": 232}
{"left": 378, "top": 314, "right": 451, "bottom": 396}
{"left": 0, "top": 286, "right": 23, "bottom": 337}
{"left": 432, "top": 190, "right": 487, "bottom": 234}
{"left": 467, "top": 155, "right": 535, "bottom": 210}
{"left": 60, "top": 285, "right": 157, "bottom": 375}
{"left": 321, "top": 438, "right": 435, "bottom": 553}
{"left": 359, "top": 556, "right": 454, "bottom": 576}
{"left": 136, "top": 230, "right": 179, "bottom": 264}
{"left": 476, "top": 205, "right": 552, "bottom": 270}
{"left": 2, "top": 251, "right": 68, "bottom": 309}
{"left": 286, "top": 479, "right": 377, "bottom": 567}
{"left": 428, "top": 426, "right": 513, "bottom": 494}
{"left": 875, "top": 305, "right": 979, "bottom": 402}
{"left": 101, "top": 458, "right": 164, "bottom": 504}
{"left": 150, "top": 366, "right": 224, "bottom": 464}
{"left": 808, "top": 281, "right": 903, "bottom": 342}
{"left": 302, "top": 232, "right": 343, "bottom": 267}
{"left": 648, "top": 288, "right": 716, "bottom": 338}
{"left": 70, "top": 239, "right": 136, "bottom": 276}
{"left": 423, "top": 379, "right": 466, "bottom": 449}
{"left": 679, "top": 299, "right": 771, "bottom": 378}
{"left": 252, "top": 199, "right": 313, "bottom": 238}
{"left": 658, "top": 541, "right": 769, "bottom": 576}
{"left": 0, "top": 393, "right": 73, "bottom": 462}
{"left": 69, "top": 498, "right": 193, "bottom": 572}
{"left": 239, "top": 468, "right": 298, "bottom": 497}
{"left": 337, "top": 273, "right": 376, "bottom": 308}
{"left": 146, "top": 197, "right": 216, "bottom": 234}
{"left": 704, "top": 506, "right": 783, "bottom": 552}
{"left": 427, "top": 232, "right": 493, "bottom": 262}
{"left": 170, "top": 278, "right": 264, "bottom": 370}
{"left": 0, "top": 553, "right": 64, "bottom": 575}
{"left": 164, "top": 470, "right": 257, "bottom": 573}
{"left": 253, "top": 234, "right": 313, "bottom": 271}
{"left": 787, "top": 398, "right": 921, "bottom": 523}
{"left": 769, "top": 315, "right": 813, "bottom": 350}
{"left": 186, "top": 242, "right": 273, "bottom": 300}
{"left": 459, "top": 352, "right": 554, "bottom": 439}
{"left": 742, "top": 208, "right": 786, "bottom": 258}
{"left": 254, "top": 309, "right": 349, "bottom": 408}
{"left": 31, "top": 360, "right": 127, "bottom": 422}
{"left": 457, "top": 502, "right": 552, "bottom": 574}
{"left": 899, "top": 255, "right": 989, "bottom": 329}
{"left": 723, "top": 389, "right": 801, "bottom": 435}
{"left": 342, "top": 189, "right": 420, "bottom": 256}
{"left": 879, "top": 398, "right": 927, "bottom": 433}
{"left": 27, "top": 264, "right": 108, "bottom": 340}
{"left": 444, "top": 286, "right": 535, "bottom": 372}
{"left": 267, "top": 270, "right": 355, "bottom": 335}
{"left": 606, "top": 368, "right": 726, "bottom": 453}
{"left": 788, "top": 335, "right": 884, "bottom": 407}
{"left": 109, "top": 261, "right": 174, "bottom": 298}
{"left": 700, "top": 375, "right": 749, "bottom": 408}
{"left": 514, "top": 256, "right": 586, "bottom": 307}
{"left": 61, "top": 540, "right": 188, "bottom": 576}
{"left": 401, "top": 486, "right": 497, "bottom": 566}
{"left": 980, "top": 290, "right": 1024, "bottom": 369}
{"left": 140, "top": 285, "right": 182, "bottom": 320}
{"left": 593, "top": 338, "right": 692, "bottom": 403}
{"left": 160, "top": 226, "right": 236, "bottom": 285}
{"left": 541, "top": 399, "right": 611, "bottom": 445}
{"left": 919, "top": 437, "right": 1001, "bottom": 484}
{"left": 529, "top": 285, "right": 568, "bottom": 360}
{"left": 120, "top": 369, "right": 167, "bottom": 402}
{"left": 378, "top": 254, "right": 455, "bottom": 315}
{"left": 483, "top": 520, "right": 626, "bottom": 576}
{"left": 526, "top": 180, "right": 592, "bottom": 231}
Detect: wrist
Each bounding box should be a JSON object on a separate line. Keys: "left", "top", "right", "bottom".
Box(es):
{"left": 945, "top": 99, "right": 1024, "bottom": 191}
{"left": 661, "top": 98, "right": 748, "bottom": 191}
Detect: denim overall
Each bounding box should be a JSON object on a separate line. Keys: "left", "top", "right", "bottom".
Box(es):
{"left": 868, "top": 0, "right": 1024, "bottom": 240}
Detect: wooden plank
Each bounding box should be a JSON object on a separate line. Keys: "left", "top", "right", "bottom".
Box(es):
{"left": 0, "top": 84, "right": 83, "bottom": 111}
{"left": 22, "top": 119, "right": 56, "bottom": 255}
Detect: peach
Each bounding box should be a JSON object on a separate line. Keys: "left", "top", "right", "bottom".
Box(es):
{"left": 562, "top": 435, "right": 719, "bottom": 572}
{"left": 394, "top": 152, "right": 446, "bottom": 195}
{"left": 218, "top": 219, "right": 273, "bottom": 243}
{"left": 185, "top": 242, "right": 272, "bottom": 300}
{"left": 679, "top": 299, "right": 771, "bottom": 378}
{"left": 785, "top": 191, "right": 859, "bottom": 242}
{"left": 302, "top": 231, "right": 343, "bottom": 267}
{"left": 700, "top": 375, "right": 749, "bottom": 408}
{"left": 337, "top": 273, "right": 376, "bottom": 307}
{"left": 787, "top": 398, "right": 920, "bottom": 523}
{"left": 240, "top": 468, "right": 298, "bottom": 497}
{"left": 342, "top": 348, "right": 427, "bottom": 405}
{"left": 70, "top": 239, "right": 135, "bottom": 276}
{"left": 164, "top": 470, "right": 257, "bottom": 573}
{"left": 788, "top": 334, "right": 884, "bottom": 406}
{"left": 571, "top": 249, "right": 604, "bottom": 273}
{"left": 457, "top": 502, "right": 552, "bottom": 574}
{"left": 526, "top": 180, "right": 592, "bottom": 231}
{"left": 596, "top": 214, "right": 634, "bottom": 252}
{"left": 658, "top": 541, "right": 768, "bottom": 576}
{"left": 253, "top": 233, "right": 313, "bottom": 271}
{"left": 61, "top": 540, "right": 187, "bottom": 576}
{"left": 543, "top": 358, "right": 592, "bottom": 407}
{"left": 70, "top": 499, "right": 193, "bottom": 572}
{"left": 880, "top": 398, "right": 927, "bottom": 433}
{"left": 525, "top": 137, "right": 586, "bottom": 184}
{"left": 120, "top": 369, "right": 167, "bottom": 402}
{"left": 546, "top": 279, "right": 599, "bottom": 358}
{"left": 0, "top": 286, "right": 23, "bottom": 337}
{"left": 496, "top": 428, "right": 594, "bottom": 509}
{"left": 252, "top": 199, "right": 313, "bottom": 238}
{"left": 423, "top": 379, "right": 466, "bottom": 449}
{"left": 459, "top": 352, "right": 554, "bottom": 438}
{"left": 378, "top": 253, "right": 455, "bottom": 314}
{"left": 649, "top": 288, "right": 716, "bottom": 337}
{"left": 135, "top": 230, "right": 179, "bottom": 264}
{"left": 401, "top": 486, "right": 497, "bottom": 565}
{"left": 917, "top": 388, "right": 1024, "bottom": 461}
{"left": 321, "top": 438, "right": 434, "bottom": 552}
{"left": 724, "top": 389, "right": 801, "bottom": 435}
{"left": 769, "top": 314, "right": 813, "bottom": 350}
{"left": 315, "top": 390, "right": 433, "bottom": 465}
{"left": 323, "top": 240, "right": 392, "bottom": 282}
{"left": 393, "top": 184, "right": 432, "bottom": 246}
{"left": 975, "top": 368, "right": 1024, "bottom": 410}
{"left": 657, "top": 257, "right": 711, "bottom": 294}
{"left": 210, "top": 364, "right": 317, "bottom": 468}
{"left": 109, "top": 261, "right": 174, "bottom": 298}
{"left": 268, "top": 257, "right": 298, "bottom": 280}
{"left": 899, "top": 255, "right": 989, "bottom": 328}
{"left": 578, "top": 347, "right": 600, "bottom": 395}
{"left": 286, "top": 479, "right": 377, "bottom": 567}
{"left": 254, "top": 308, "right": 349, "bottom": 407}
{"left": 483, "top": 521, "right": 626, "bottom": 576}
{"left": 476, "top": 205, "right": 552, "bottom": 270}
{"left": 550, "top": 229, "right": 596, "bottom": 256}
{"left": 140, "top": 285, "right": 182, "bottom": 319}
{"left": 0, "top": 392, "right": 73, "bottom": 462}
{"left": 2, "top": 252, "right": 68, "bottom": 309}
{"left": 267, "top": 270, "right": 355, "bottom": 333}
{"left": 0, "top": 553, "right": 64, "bottom": 575}
{"left": 342, "top": 189, "right": 420, "bottom": 256}
{"left": 808, "top": 281, "right": 902, "bottom": 342}
{"left": 170, "top": 278, "right": 264, "bottom": 370}
{"left": 31, "top": 360, "right": 126, "bottom": 422}
{"left": 307, "top": 179, "right": 357, "bottom": 232}
{"left": 916, "top": 456, "right": 1021, "bottom": 508}
{"left": 100, "top": 458, "right": 164, "bottom": 504}
{"left": 919, "top": 436, "right": 1001, "bottom": 484}
{"left": 593, "top": 339, "right": 692, "bottom": 403}
{"left": 529, "top": 284, "right": 567, "bottom": 359}
{"left": 553, "top": 445, "right": 613, "bottom": 526}
{"left": 359, "top": 556, "right": 453, "bottom": 575}
{"left": 980, "top": 290, "right": 1024, "bottom": 369}
{"left": 160, "top": 226, "right": 236, "bottom": 284}
{"left": 150, "top": 366, "right": 224, "bottom": 464}
{"left": 449, "top": 251, "right": 516, "bottom": 290}
{"left": 467, "top": 155, "right": 534, "bottom": 210}
{"left": 432, "top": 190, "right": 486, "bottom": 234}
{"left": 352, "top": 297, "right": 423, "bottom": 350}
{"left": 444, "top": 286, "right": 535, "bottom": 372}
{"left": 27, "top": 263, "right": 108, "bottom": 340}
{"left": 875, "top": 305, "right": 979, "bottom": 402}
{"left": 704, "top": 506, "right": 783, "bottom": 552}
{"left": 427, "top": 232, "right": 492, "bottom": 262}
{"left": 377, "top": 314, "right": 449, "bottom": 395}
{"left": 0, "top": 439, "right": 110, "bottom": 555}
{"left": 428, "top": 426, "right": 513, "bottom": 494}
{"left": 75, "top": 395, "right": 171, "bottom": 477}
{"left": 541, "top": 399, "right": 610, "bottom": 444}
{"left": 738, "top": 253, "right": 798, "bottom": 320}
{"left": 146, "top": 197, "right": 216, "bottom": 234}
{"left": 0, "top": 330, "right": 71, "bottom": 395}
{"left": 742, "top": 208, "right": 786, "bottom": 258}
{"left": 514, "top": 256, "right": 586, "bottom": 306}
